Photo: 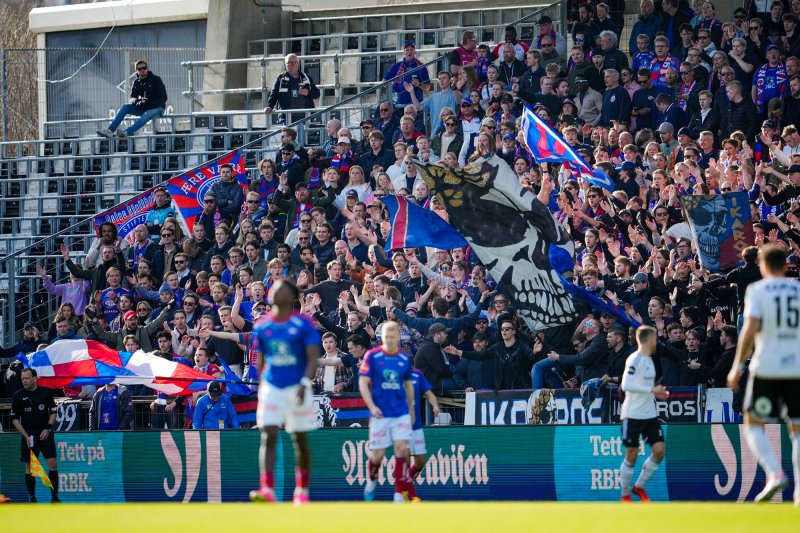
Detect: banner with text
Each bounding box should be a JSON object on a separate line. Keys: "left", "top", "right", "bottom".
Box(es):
{"left": 464, "top": 389, "right": 610, "bottom": 426}
{"left": 0, "top": 424, "right": 794, "bottom": 502}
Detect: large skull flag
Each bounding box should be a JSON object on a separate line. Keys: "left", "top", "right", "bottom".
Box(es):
{"left": 414, "top": 155, "right": 577, "bottom": 331}
{"left": 679, "top": 191, "right": 754, "bottom": 271}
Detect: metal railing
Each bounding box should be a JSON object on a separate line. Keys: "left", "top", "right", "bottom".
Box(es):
{"left": 1, "top": 47, "right": 204, "bottom": 143}
{"left": 0, "top": 4, "right": 563, "bottom": 347}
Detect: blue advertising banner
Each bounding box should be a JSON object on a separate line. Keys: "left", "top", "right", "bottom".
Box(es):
{"left": 0, "top": 424, "right": 794, "bottom": 503}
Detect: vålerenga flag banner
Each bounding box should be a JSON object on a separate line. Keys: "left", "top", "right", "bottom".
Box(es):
{"left": 93, "top": 151, "right": 248, "bottom": 244}
{"left": 679, "top": 191, "right": 753, "bottom": 272}
{"left": 0, "top": 425, "right": 794, "bottom": 503}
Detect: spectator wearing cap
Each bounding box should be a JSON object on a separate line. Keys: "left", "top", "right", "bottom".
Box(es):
{"left": 600, "top": 69, "right": 632, "bottom": 127}
{"left": 276, "top": 142, "right": 306, "bottom": 191}
{"left": 263, "top": 53, "right": 320, "bottom": 124}
{"left": 534, "top": 16, "right": 566, "bottom": 58}
{"left": 192, "top": 381, "right": 239, "bottom": 429}
{"left": 458, "top": 96, "right": 482, "bottom": 137}
{"left": 496, "top": 131, "right": 518, "bottom": 167}
{"left": 598, "top": 30, "right": 629, "bottom": 73}
{"left": 384, "top": 41, "right": 431, "bottom": 107}
{"left": 493, "top": 25, "right": 530, "bottom": 62}
{"left": 675, "top": 127, "right": 696, "bottom": 160}
{"left": 272, "top": 127, "right": 310, "bottom": 171}
{"left": 751, "top": 44, "right": 788, "bottom": 116}
{"left": 497, "top": 43, "right": 527, "bottom": 88}
{"left": 458, "top": 116, "right": 497, "bottom": 166}
{"left": 721, "top": 80, "right": 758, "bottom": 140}
{"left": 629, "top": 0, "right": 661, "bottom": 56}
{"left": 452, "top": 330, "right": 494, "bottom": 391}
{"left": 413, "top": 324, "right": 464, "bottom": 395}
{"left": 91, "top": 300, "right": 173, "bottom": 352}
{"left": 616, "top": 271, "right": 658, "bottom": 320}
{"left": 657, "top": 122, "right": 679, "bottom": 158}
{"left": 407, "top": 70, "right": 457, "bottom": 136}
{"left": 0, "top": 322, "right": 41, "bottom": 362}
{"left": 573, "top": 75, "right": 604, "bottom": 126}
{"left": 655, "top": 92, "right": 689, "bottom": 133}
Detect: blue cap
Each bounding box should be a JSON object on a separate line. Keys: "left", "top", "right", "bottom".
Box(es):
{"left": 502, "top": 132, "right": 516, "bottom": 140}
{"left": 461, "top": 96, "right": 473, "bottom": 105}
{"left": 616, "top": 161, "right": 637, "bottom": 171}
{"left": 404, "top": 40, "right": 416, "bottom": 48}
{"left": 766, "top": 44, "right": 779, "bottom": 53}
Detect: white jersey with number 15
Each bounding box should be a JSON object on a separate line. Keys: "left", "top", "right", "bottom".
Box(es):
{"left": 743, "top": 278, "right": 800, "bottom": 378}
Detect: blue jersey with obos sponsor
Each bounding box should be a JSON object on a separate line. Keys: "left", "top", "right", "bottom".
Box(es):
{"left": 410, "top": 368, "right": 431, "bottom": 430}
{"left": 359, "top": 347, "right": 413, "bottom": 418}
{"left": 253, "top": 312, "right": 320, "bottom": 388}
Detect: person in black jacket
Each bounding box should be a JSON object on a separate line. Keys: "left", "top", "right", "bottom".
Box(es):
{"left": 263, "top": 54, "right": 321, "bottom": 124}
{"left": 720, "top": 80, "right": 758, "bottom": 141}
{"left": 538, "top": 318, "right": 607, "bottom": 386}
{"left": 414, "top": 324, "right": 464, "bottom": 395}
{"left": 692, "top": 246, "right": 761, "bottom": 331}
{"left": 98, "top": 59, "right": 167, "bottom": 138}
{"left": 450, "top": 318, "right": 533, "bottom": 390}
{"left": 88, "top": 384, "right": 134, "bottom": 430}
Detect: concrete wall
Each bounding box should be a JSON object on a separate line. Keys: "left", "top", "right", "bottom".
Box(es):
{"left": 201, "top": 0, "right": 282, "bottom": 111}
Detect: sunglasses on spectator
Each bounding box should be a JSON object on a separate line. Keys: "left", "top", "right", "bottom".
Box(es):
{"left": 584, "top": 321, "right": 595, "bottom": 328}
{"left": 184, "top": 301, "right": 196, "bottom": 306}
{"left": 542, "top": 43, "right": 553, "bottom": 48}
{"left": 446, "top": 122, "right": 457, "bottom": 127}
{"left": 440, "top": 265, "right": 451, "bottom": 271}
{"left": 461, "top": 103, "right": 472, "bottom": 107}
{"left": 298, "top": 236, "right": 310, "bottom": 241}
{"left": 500, "top": 327, "right": 514, "bottom": 332}
{"left": 136, "top": 66, "right": 148, "bottom": 71}
{"left": 137, "top": 307, "right": 149, "bottom": 312}
{"left": 161, "top": 232, "right": 173, "bottom": 237}
{"left": 494, "top": 299, "right": 507, "bottom": 304}
{"left": 300, "top": 218, "right": 311, "bottom": 223}
{"left": 380, "top": 107, "right": 391, "bottom": 112}
{"left": 484, "top": 125, "right": 495, "bottom": 129}
{"left": 587, "top": 194, "right": 598, "bottom": 199}
{"left": 749, "top": 26, "right": 760, "bottom": 30}
{"left": 175, "top": 259, "right": 185, "bottom": 264}
{"left": 655, "top": 211, "right": 668, "bottom": 217}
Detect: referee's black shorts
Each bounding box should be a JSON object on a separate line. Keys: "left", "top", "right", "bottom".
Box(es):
{"left": 20, "top": 434, "right": 57, "bottom": 463}
{"left": 621, "top": 417, "right": 664, "bottom": 448}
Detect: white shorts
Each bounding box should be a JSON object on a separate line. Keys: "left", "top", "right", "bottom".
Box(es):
{"left": 368, "top": 414, "right": 412, "bottom": 450}
{"left": 256, "top": 382, "right": 318, "bottom": 433}
{"left": 409, "top": 428, "right": 426, "bottom": 456}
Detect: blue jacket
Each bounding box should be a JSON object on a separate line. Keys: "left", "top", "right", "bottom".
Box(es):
{"left": 392, "top": 302, "right": 485, "bottom": 345}
{"left": 628, "top": 13, "right": 662, "bottom": 56}
{"left": 192, "top": 393, "right": 240, "bottom": 429}
{"left": 663, "top": 104, "right": 689, "bottom": 132}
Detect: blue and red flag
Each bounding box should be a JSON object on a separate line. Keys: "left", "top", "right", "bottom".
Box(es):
{"left": 521, "top": 105, "right": 614, "bottom": 192}
{"left": 93, "top": 189, "right": 156, "bottom": 245}
{"left": 21, "top": 339, "right": 217, "bottom": 396}
{"left": 165, "top": 150, "right": 249, "bottom": 236}
{"left": 381, "top": 195, "right": 468, "bottom": 251}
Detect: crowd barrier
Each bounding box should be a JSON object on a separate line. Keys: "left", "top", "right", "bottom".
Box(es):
{"left": 0, "top": 424, "right": 792, "bottom": 503}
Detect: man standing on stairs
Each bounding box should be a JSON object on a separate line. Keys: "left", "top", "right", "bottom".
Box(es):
{"left": 97, "top": 59, "right": 167, "bottom": 139}
{"left": 264, "top": 54, "right": 321, "bottom": 125}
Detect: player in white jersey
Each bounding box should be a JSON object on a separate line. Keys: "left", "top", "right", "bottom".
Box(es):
{"left": 619, "top": 326, "right": 670, "bottom": 503}
{"left": 728, "top": 244, "right": 800, "bottom": 505}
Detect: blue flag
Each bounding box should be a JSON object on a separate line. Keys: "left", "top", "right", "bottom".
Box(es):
{"left": 382, "top": 195, "right": 468, "bottom": 250}
{"left": 521, "top": 105, "right": 614, "bottom": 192}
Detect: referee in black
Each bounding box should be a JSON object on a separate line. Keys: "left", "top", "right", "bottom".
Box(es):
{"left": 10, "top": 368, "right": 60, "bottom": 503}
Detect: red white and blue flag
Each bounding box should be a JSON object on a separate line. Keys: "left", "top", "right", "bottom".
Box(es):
{"left": 381, "top": 195, "right": 468, "bottom": 251}
{"left": 93, "top": 189, "right": 157, "bottom": 245}
{"left": 521, "top": 105, "right": 614, "bottom": 192}
{"left": 95, "top": 150, "right": 249, "bottom": 242}
{"left": 21, "top": 339, "right": 215, "bottom": 395}
{"left": 165, "top": 150, "right": 249, "bottom": 236}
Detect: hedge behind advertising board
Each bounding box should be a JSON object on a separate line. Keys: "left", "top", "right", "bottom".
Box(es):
{"left": 0, "top": 424, "right": 793, "bottom": 503}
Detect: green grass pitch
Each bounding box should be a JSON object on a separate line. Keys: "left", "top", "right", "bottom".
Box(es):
{"left": 2, "top": 502, "right": 797, "bottom": 533}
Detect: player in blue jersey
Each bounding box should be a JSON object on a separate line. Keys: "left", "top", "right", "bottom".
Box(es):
{"left": 407, "top": 368, "right": 439, "bottom": 502}
{"left": 249, "top": 280, "right": 320, "bottom": 505}
{"left": 359, "top": 321, "right": 415, "bottom": 503}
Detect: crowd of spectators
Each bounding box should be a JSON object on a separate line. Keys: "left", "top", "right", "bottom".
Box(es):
{"left": 2, "top": 1, "right": 800, "bottom": 424}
